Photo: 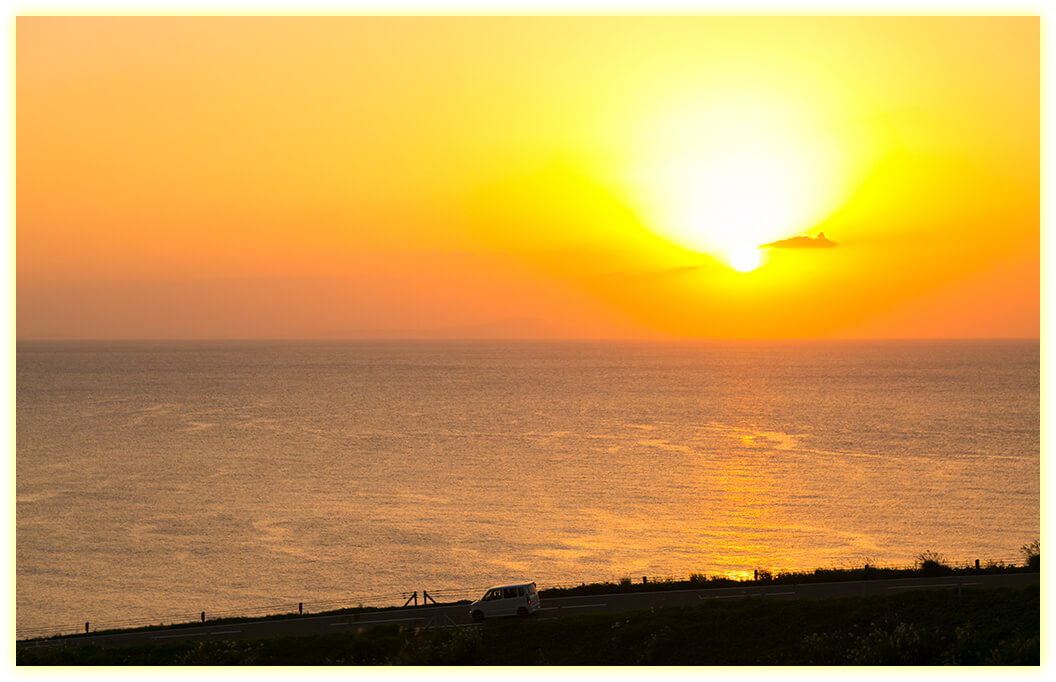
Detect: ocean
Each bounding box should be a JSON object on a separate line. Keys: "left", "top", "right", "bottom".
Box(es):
{"left": 15, "top": 339, "right": 1040, "bottom": 636}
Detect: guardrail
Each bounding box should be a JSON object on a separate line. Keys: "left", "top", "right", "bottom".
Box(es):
{"left": 15, "top": 588, "right": 488, "bottom": 640}
{"left": 15, "top": 557, "right": 1029, "bottom": 640}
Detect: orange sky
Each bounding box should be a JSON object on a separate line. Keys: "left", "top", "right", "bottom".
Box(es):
{"left": 16, "top": 16, "right": 1039, "bottom": 339}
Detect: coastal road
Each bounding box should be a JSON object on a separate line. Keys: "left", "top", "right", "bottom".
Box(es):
{"left": 17, "top": 572, "right": 1038, "bottom": 651}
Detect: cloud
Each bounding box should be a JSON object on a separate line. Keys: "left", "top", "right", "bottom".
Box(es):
{"left": 760, "top": 232, "right": 839, "bottom": 249}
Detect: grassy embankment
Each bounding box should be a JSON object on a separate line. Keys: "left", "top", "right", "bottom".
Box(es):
{"left": 25, "top": 546, "right": 1042, "bottom": 640}
{"left": 17, "top": 586, "right": 1039, "bottom": 665}
{"left": 18, "top": 547, "right": 1040, "bottom": 664}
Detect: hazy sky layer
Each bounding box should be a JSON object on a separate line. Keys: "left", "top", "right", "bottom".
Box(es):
{"left": 16, "top": 16, "right": 1039, "bottom": 339}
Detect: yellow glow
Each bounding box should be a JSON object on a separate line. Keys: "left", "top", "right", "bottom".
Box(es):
{"left": 14, "top": 17, "right": 1040, "bottom": 339}
{"left": 617, "top": 87, "right": 882, "bottom": 268}
{"left": 729, "top": 247, "right": 761, "bottom": 273}
{"left": 726, "top": 570, "right": 756, "bottom": 582}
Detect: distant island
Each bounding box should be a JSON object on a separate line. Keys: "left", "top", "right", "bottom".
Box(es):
{"left": 419, "top": 316, "right": 573, "bottom": 339}
{"left": 761, "top": 232, "right": 839, "bottom": 249}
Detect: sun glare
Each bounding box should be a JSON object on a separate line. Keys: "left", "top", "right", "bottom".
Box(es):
{"left": 729, "top": 247, "right": 761, "bottom": 273}
{"left": 618, "top": 87, "right": 878, "bottom": 272}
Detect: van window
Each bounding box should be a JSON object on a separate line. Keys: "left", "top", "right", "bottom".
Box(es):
{"left": 517, "top": 587, "right": 525, "bottom": 597}
{"left": 485, "top": 589, "right": 502, "bottom": 601}
{"left": 503, "top": 588, "right": 517, "bottom": 599}
{"left": 527, "top": 584, "right": 537, "bottom": 595}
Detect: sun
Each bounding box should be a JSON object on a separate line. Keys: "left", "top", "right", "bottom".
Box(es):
{"left": 728, "top": 246, "right": 761, "bottom": 273}
{"left": 615, "top": 87, "right": 875, "bottom": 272}
{"left": 656, "top": 121, "right": 836, "bottom": 269}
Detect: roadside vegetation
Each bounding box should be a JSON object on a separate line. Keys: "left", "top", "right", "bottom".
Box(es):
{"left": 18, "top": 540, "right": 1039, "bottom": 658}
{"left": 17, "top": 586, "right": 1039, "bottom": 665}
{"left": 541, "top": 542, "right": 1040, "bottom": 598}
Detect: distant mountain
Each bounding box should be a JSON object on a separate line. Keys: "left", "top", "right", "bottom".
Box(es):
{"left": 424, "top": 316, "right": 572, "bottom": 339}
{"left": 760, "top": 232, "right": 839, "bottom": 249}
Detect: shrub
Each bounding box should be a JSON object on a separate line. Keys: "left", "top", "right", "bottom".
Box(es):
{"left": 845, "top": 621, "right": 934, "bottom": 665}
{"left": 915, "top": 550, "right": 950, "bottom": 576}
{"left": 1020, "top": 539, "right": 1040, "bottom": 570}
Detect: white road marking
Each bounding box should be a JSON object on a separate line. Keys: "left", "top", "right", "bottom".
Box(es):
{"left": 330, "top": 616, "right": 423, "bottom": 627}
{"left": 696, "top": 592, "right": 793, "bottom": 599}
{"left": 152, "top": 629, "right": 241, "bottom": 640}
{"left": 887, "top": 583, "right": 982, "bottom": 590}
{"left": 540, "top": 603, "right": 606, "bottom": 610}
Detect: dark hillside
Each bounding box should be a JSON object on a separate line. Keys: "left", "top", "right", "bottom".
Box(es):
{"left": 17, "top": 586, "right": 1038, "bottom": 665}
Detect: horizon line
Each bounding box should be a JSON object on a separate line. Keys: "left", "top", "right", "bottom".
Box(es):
{"left": 14, "top": 336, "right": 1042, "bottom": 343}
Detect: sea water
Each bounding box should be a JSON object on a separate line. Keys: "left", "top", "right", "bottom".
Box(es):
{"left": 15, "top": 340, "right": 1039, "bottom": 636}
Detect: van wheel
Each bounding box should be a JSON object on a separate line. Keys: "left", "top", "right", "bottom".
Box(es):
{"left": 517, "top": 607, "right": 529, "bottom": 618}
{"left": 472, "top": 610, "right": 484, "bottom": 622}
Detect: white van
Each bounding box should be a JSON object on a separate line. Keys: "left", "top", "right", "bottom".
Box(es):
{"left": 469, "top": 582, "right": 540, "bottom": 621}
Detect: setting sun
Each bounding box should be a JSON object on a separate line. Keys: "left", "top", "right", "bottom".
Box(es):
{"left": 611, "top": 84, "right": 884, "bottom": 272}
{"left": 729, "top": 246, "right": 762, "bottom": 273}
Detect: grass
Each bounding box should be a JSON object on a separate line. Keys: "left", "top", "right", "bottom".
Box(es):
{"left": 538, "top": 554, "right": 1037, "bottom": 598}
{"left": 16, "top": 586, "right": 1039, "bottom": 665}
